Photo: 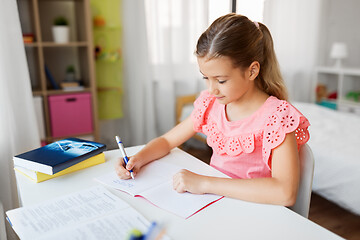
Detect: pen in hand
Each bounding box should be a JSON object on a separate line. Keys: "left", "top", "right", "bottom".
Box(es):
{"left": 115, "top": 136, "right": 135, "bottom": 179}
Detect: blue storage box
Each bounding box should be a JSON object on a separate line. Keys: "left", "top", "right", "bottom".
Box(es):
{"left": 316, "top": 100, "right": 337, "bottom": 110}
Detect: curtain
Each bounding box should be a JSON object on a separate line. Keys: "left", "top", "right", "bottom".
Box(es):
{"left": 144, "top": 0, "right": 221, "bottom": 135}
{"left": 0, "top": 0, "right": 40, "bottom": 238}
{"left": 120, "top": 0, "right": 157, "bottom": 146}
{"left": 102, "top": 0, "right": 231, "bottom": 147}
{"left": 263, "top": 0, "right": 322, "bottom": 102}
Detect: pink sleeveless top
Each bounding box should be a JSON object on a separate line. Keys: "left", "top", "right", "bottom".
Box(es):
{"left": 191, "top": 90, "right": 310, "bottom": 179}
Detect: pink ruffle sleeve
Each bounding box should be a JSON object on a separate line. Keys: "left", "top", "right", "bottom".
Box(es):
{"left": 191, "top": 90, "right": 215, "bottom": 132}
{"left": 262, "top": 100, "right": 310, "bottom": 163}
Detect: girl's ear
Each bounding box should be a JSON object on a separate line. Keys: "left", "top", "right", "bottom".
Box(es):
{"left": 248, "top": 61, "right": 260, "bottom": 81}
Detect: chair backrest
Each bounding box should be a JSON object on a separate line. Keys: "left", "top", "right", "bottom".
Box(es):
{"left": 176, "top": 94, "right": 197, "bottom": 124}
{"left": 289, "top": 144, "right": 315, "bottom": 218}
{"left": 175, "top": 94, "right": 207, "bottom": 144}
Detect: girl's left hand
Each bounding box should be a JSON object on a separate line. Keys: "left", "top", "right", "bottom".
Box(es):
{"left": 173, "top": 169, "right": 206, "bottom": 194}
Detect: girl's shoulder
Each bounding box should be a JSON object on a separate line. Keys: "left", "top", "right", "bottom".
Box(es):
{"left": 260, "top": 96, "right": 310, "bottom": 138}
{"left": 253, "top": 96, "right": 307, "bottom": 121}
{"left": 261, "top": 96, "right": 310, "bottom": 159}
{"left": 262, "top": 96, "right": 309, "bottom": 126}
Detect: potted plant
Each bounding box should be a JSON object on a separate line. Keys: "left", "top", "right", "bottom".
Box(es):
{"left": 52, "top": 16, "right": 69, "bottom": 43}
{"left": 64, "top": 65, "right": 76, "bottom": 82}
{"left": 61, "top": 65, "right": 81, "bottom": 89}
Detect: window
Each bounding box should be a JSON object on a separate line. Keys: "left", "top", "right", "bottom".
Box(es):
{"left": 235, "top": 0, "right": 264, "bottom": 22}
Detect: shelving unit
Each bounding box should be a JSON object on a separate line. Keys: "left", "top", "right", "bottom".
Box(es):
{"left": 91, "top": 0, "right": 124, "bottom": 120}
{"left": 18, "top": 0, "right": 99, "bottom": 143}
{"left": 313, "top": 66, "right": 360, "bottom": 114}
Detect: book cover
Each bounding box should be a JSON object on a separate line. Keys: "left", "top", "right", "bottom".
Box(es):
{"left": 61, "top": 81, "right": 80, "bottom": 88}
{"left": 44, "top": 65, "right": 60, "bottom": 90}
{"left": 14, "top": 153, "right": 105, "bottom": 183}
{"left": 13, "top": 138, "right": 106, "bottom": 175}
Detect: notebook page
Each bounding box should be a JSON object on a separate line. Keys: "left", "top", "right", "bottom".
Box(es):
{"left": 95, "top": 155, "right": 229, "bottom": 218}
{"left": 140, "top": 181, "right": 222, "bottom": 218}
{"left": 138, "top": 154, "right": 228, "bottom": 218}
{"left": 94, "top": 161, "right": 182, "bottom": 196}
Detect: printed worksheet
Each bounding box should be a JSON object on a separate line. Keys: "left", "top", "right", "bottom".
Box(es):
{"left": 6, "top": 186, "right": 165, "bottom": 240}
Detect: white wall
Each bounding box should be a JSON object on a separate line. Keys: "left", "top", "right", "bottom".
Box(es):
{"left": 263, "top": 0, "right": 322, "bottom": 102}
{"left": 263, "top": 0, "right": 360, "bottom": 102}
{"left": 318, "top": 0, "right": 360, "bottom": 67}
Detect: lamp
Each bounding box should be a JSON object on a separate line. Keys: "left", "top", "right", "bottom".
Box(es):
{"left": 330, "top": 42, "right": 348, "bottom": 68}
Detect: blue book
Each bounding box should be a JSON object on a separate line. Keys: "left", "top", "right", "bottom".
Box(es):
{"left": 13, "top": 138, "right": 106, "bottom": 175}
{"left": 45, "top": 65, "right": 60, "bottom": 90}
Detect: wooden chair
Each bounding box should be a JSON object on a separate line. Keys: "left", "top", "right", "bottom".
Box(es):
{"left": 175, "top": 94, "right": 207, "bottom": 143}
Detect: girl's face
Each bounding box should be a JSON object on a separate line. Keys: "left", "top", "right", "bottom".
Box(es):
{"left": 197, "top": 56, "right": 255, "bottom": 106}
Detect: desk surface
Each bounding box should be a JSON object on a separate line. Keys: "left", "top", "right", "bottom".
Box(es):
{"left": 15, "top": 146, "right": 343, "bottom": 240}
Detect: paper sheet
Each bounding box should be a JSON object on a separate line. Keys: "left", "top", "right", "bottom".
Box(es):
{"left": 6, "top": 186, "right": 152, "bottom": 240}
{"left": 36, "top": 208, "right": 151, "bottom": 240}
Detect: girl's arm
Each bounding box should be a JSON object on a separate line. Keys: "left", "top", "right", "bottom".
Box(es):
{"left": 173, "top": 132, "right": 300, "bottom": 206}
{"left": 115, "top": 116, "right": 196, "bottom": 179}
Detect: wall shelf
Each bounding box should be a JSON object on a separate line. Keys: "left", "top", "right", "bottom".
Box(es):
{"left": 314, "top": 66, "right": 360, "bottom": 114}
{"left": 24, "top": 43, "right": 39, "bottom": 47}
{"left": 17, "top": 0, "right": 99, "bottom": 143}
{"left": 41, "top": 42, "right": 89, "bottom": 47}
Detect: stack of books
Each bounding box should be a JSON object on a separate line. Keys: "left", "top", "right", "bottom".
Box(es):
{"left": 60, "top": 81, "right": 85, "bottom": 91}
{"left": 13, "top": 138, "right": 106, "bottom": 183}
{"left": 23, "top": 33, "right": 34, "bottom": 43}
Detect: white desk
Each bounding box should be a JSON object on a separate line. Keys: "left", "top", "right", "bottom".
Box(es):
{"left": 15, "top": 147, "right": 343, "bottom": 240}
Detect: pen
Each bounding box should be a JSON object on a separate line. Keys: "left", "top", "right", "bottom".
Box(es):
{"left": 115, "top": 136, "right": 135, "bottom": 179}
{"left": 144, "top": 221, "right": 166, "bottom": 240}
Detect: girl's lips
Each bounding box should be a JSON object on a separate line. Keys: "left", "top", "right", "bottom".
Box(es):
{"left": 215, "top": 96, "right": 224, "bottom": 99}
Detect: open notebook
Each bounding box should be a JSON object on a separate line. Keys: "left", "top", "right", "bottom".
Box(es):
{"left": 95, "top": 149, "right": 229, "bottom": 219}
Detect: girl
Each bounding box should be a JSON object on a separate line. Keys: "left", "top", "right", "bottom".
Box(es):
{"left": 115, "top": 13, "right": 310, "bottom": 206}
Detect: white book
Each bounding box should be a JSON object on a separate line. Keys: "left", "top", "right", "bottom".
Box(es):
{"left": 95, "top": 149, "right": 229, "bottom": 219}
{"left": 62, "top": 86, "right": 85, "bottom": 91}
{"left": 6, "top": 186, "right": 168, "bottom": 240}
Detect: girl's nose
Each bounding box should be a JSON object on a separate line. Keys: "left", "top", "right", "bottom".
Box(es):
{"left": 208, "top": 81, "right": 219, "bottom": 95}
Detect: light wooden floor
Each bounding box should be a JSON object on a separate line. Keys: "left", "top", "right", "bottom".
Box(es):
{"left": 183, "top": 145, "right": 360, "bottom": 240}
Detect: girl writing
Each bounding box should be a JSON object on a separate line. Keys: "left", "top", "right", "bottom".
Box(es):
{"left": 115, "top": 13, "right": 310, "bottom": 206}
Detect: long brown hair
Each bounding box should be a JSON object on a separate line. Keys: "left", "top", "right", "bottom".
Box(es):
{"left": 195, "top": 13, "right": 288, "bottom": 100}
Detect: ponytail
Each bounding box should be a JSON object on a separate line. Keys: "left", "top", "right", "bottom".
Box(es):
{"left": 195, "top": 13, "right": 288, "bottom": 101}
{"left": 257, "top": 23, "right": 288, "bottom": 100}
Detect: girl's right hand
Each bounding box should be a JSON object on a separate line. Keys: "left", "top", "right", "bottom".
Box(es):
{"left": 115, "top": 155, "right": 141, "bottom": 179}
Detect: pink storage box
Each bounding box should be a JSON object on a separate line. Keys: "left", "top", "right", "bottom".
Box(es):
{"left": 48, "top": 93, "right": 93, "bottom": 138}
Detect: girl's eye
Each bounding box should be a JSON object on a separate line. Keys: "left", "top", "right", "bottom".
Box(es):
{"left": 218, "top": 80, "right": 227, "bottom": 84}
{"left": 202, "top": 76, "right": 208, "bottom": 80}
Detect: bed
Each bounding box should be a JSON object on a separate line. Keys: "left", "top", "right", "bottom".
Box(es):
{"left": 293, "top": 102, "right": 360, "bottom": 216}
